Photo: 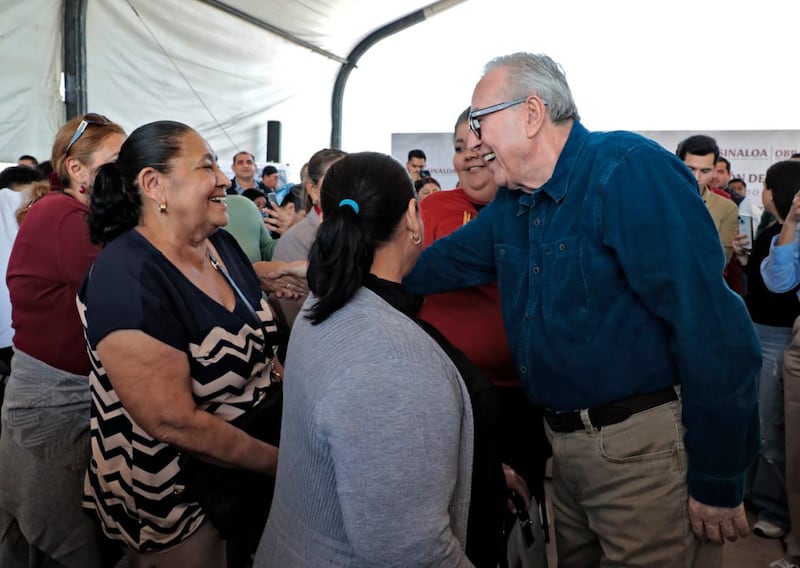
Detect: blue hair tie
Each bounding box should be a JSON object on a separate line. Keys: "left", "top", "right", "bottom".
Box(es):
{"left": 338, "top": 198, "right": 359, "bottom": 214}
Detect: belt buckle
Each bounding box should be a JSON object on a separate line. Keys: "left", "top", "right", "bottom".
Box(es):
{"left": 546, "top": 410, "right": 570, "bottom": 433}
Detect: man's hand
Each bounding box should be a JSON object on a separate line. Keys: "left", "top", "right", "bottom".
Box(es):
{"left": 253, "top": 260, "right": 308, "bottom": 298}
{"left": 688, "top": 496, "right": 749, "bottom": 544}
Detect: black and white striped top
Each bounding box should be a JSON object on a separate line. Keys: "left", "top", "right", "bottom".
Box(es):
{"left": 77, "top": 228, "right": 277, "bottom": 552}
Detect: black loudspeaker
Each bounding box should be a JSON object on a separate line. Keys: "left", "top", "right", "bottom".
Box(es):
{"left": 266, "top": 121, "right": 281, "bottom": 163}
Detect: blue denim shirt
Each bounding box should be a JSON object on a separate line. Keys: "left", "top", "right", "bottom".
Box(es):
{"left": 406, "top": 121, "right": 760, "bottom": 507}
{"left": 761, "top": 228, "right": 800, "bottom": 299}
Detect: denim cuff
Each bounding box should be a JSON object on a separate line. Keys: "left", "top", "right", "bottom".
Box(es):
{"left": 687, "top": 467, "right": 745, "bottom": 508}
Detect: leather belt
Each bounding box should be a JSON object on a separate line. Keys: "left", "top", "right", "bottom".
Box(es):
{"left": 544, "top": 386, "right": 678, "bottom": 433}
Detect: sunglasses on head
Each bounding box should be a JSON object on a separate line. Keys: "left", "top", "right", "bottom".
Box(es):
{"left": 65, "top": 113, "right": 113, "bottom": 154}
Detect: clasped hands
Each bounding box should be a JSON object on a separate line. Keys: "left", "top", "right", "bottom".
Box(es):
{"left": 253, "top": 260, "right": 308, "bottom": 299}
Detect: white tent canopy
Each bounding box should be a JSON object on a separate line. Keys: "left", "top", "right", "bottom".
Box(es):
{"left": 5, "top": 0, "right": 800, "bottom": 175}
{"left": 1, "top": 0, "right": 459, "bottom": 172}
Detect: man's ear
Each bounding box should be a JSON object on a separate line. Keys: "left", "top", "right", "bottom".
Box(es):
{"left": 524, "top": 96, "right": 548, "bottom": 138}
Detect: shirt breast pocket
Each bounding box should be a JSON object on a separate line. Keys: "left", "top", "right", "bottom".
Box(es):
{"left": 540, "top": 237, "right": 595, "bottom": 323}
{"left": 494, "top": 243, "right": 528, "bottom": 320}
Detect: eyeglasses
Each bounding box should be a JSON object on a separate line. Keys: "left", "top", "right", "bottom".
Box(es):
{"left": 468, "top": 96, "right": 547, "bottom": 140}
{"left": 65, "top": 113, "right": 112, "bottom": 154}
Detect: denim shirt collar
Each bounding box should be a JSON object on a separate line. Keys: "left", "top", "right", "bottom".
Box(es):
{"left": 517, "top": 120, "right": 589, "bottom": 212}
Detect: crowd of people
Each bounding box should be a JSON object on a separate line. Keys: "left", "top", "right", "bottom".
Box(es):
{"left": 0, "top": 51, "right": 798, "bottom": 568}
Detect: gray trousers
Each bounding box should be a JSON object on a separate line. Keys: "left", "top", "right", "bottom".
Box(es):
{"left": 0, "top": 350, "right": 107, "bottom": 568}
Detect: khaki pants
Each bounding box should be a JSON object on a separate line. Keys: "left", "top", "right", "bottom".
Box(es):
{"left": 782, "top": 316, "right": 800, "bottom": 563}
{"left": 545, "top": 400, "right": 723, "bottom": 568}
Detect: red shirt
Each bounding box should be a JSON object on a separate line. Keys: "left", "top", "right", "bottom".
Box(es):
{"left": 710, "top": 187, "right": 731, "bottom": 199}
{"left": 418, "top": 188, "right": 518, "bottom": 386}
{"left": 7, "top": 192, "right": 99, "bottom": 374}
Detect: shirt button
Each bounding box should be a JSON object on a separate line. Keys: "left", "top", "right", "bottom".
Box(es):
{"left": 520, "top": 366, "right": 527, "bottom": 374}
{"left": 559, "top": 243, "right": 566, "bottom": 252}
{"left": 533, "top": 267, "right": 540, "bottom": 274}
{"left": 524, "top": 314, "right": 531, "bottom": 321}
{"left": 533, "top": 218, "right": 541, "bottom": 226}
{"left": 499, "top": 248, "right": 506, "bottom": 256}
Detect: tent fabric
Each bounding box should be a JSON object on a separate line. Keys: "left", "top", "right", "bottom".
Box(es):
{"left": 0, "top": 0, "right": 64, "bottom": 164}
{"left": 1, "top": 0, "right": 436, "bottom": 172}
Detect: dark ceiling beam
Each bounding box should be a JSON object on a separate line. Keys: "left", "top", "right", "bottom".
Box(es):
{"left": 63, "top": 0, "right": 88, "bottom": 119}
{"left": 63, "top": 0, "right": 466, "bottom": 146}
{"left": 329, "top": 0, "right": 466, "bottom": 149}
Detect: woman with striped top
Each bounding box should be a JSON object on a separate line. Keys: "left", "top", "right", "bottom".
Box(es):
{"left": 78, "top": 121, "right": 300, "bottom": 567}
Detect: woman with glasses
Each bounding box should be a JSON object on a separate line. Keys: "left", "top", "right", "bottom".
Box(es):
{"left": 255, "top": 152, "right": 473, "bottom": 567}
{"left": 0, "top": 114, "right": 125, "bottom": 566}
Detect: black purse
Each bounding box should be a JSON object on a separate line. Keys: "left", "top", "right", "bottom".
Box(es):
{"left": 179, "top": 252, "right": 284, "bottom": 551}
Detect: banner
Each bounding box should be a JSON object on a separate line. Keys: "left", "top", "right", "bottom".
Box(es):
{"left": 638, "top": 130, "right": 800, "bottom": 185}
{"left": 391, "top": 133, "right": 458, "bottom": 190}
{"left": 638, "top": 130, "right": 800, "bottom": 215}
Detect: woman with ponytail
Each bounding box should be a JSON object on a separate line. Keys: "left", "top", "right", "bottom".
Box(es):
{"left": 0, "top": 113, "right": 125, "bottom": 567}
{"left": 255, "top": 152, "right": 474, "bottom": 567}
{"left": 77, "top": 121, "right": 294, "bottom": 566}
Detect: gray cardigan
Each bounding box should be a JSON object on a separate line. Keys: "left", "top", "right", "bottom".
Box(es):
{"left": 254, "top": 288, "right": 474, "bottom": 567}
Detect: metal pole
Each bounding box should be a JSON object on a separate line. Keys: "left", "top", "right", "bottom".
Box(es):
{"left": 330, "top": 0, "right": 467, "bottom": 148}
{"left": 63, "top": 0, "right": 88, "bottom": 119}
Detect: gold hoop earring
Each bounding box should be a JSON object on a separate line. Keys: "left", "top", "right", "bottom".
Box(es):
{"left": 158, "top": 202, "right": 167, "bottom": 214}
{"left": 410, "top": 233, "right": 422, "bottom": 245}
